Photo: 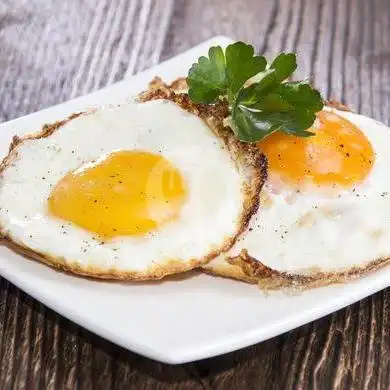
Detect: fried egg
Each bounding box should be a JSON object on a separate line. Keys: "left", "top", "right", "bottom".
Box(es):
{"left": 204, "top": 107, "right": 390, "bottom": 288}
{"left": 0, "top": 99, "right": 263, "bottom": 280}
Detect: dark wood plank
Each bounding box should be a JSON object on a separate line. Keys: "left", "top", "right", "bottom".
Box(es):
{"left": 0, "top": 0, "right": 389, "bottom": 389}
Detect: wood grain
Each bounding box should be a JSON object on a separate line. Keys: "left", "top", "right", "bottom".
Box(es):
{"left": 0, "top": 0, "right": 389, "bottom": 388}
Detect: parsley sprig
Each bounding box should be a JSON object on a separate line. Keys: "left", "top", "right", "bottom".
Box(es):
{"left": 187, "top": 42, "right": 324, "bottom": 142}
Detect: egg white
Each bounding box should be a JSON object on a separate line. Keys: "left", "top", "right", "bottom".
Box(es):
{"left": 0, "top": 100, "right": 255, "bottom": 278}
{"left": 205, "top": 108, "right": 390, "bottom": 279}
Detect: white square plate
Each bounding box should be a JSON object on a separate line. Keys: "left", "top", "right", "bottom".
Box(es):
{"left": 0, "top": 36, "right": 389, "bottom": 364}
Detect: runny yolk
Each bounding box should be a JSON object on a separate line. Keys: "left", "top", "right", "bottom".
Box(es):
{"left": 48, "top": 150, "right": 187, "bottom": 238}
{"left": 258, "top": 111, "right": 374, "bottom": 189}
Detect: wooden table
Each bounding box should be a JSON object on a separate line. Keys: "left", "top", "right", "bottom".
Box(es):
{"left": 0, "top": 0, "right": 389, "bottom": 388}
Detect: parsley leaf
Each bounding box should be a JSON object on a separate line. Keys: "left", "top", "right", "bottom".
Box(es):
{"left": 187, "top": 41, "right": 266, "bottom": 104}
{"left": 225, "top": 42, "right": 266, "bottom": 96}
{"left": 186, "top": 42, "right": 324, "bottom": 142}
{"left": 232, "top": 105, "right": 315, "bottom": 142}
{"left": 238, "top": 53, "right": 297, "bottom": 105}
{"left": 187, "top": 46, "right": 227, "bottom": 104}
{"left": 231, "top": 80, "right": 324, "bottom": 141}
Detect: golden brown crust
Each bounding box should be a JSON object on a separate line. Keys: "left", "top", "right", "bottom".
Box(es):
{"left": 326, "top": 100, "right": 352, "bottom": 112}
{"left": 205, "top": 249, "right": 390, "bottom": 291}
{"left": 202, "top": 255, "right": 258, "bottom": 284}
{"left": 168, "top": 77, "right": 188, "bottom": 91}
{"left": 0, "top": 78, "right": 267, "bottom": 281}
{"left": 1, "top": 231, "right": 229, "bottom": 281}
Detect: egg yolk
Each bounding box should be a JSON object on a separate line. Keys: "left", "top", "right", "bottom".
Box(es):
{"left": 48, "top": 151, "right": 187, "bottom": 238}
{"left": 258, "top": 111, "right": 374, "bottom": 189}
